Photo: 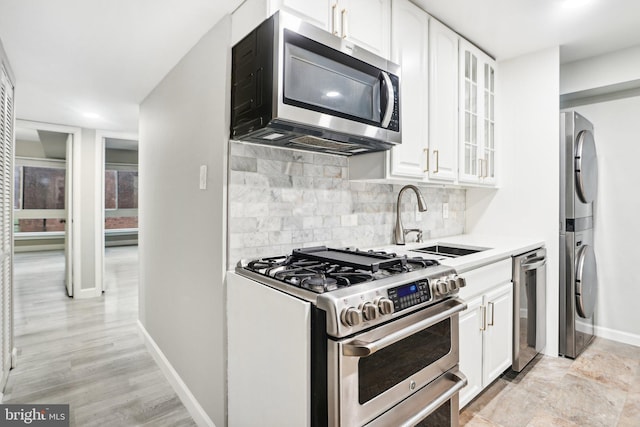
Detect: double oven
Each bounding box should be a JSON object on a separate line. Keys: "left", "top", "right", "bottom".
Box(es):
{"left": 329, "top": 297, "right": 466, "bottom": 426}
{"left": 228, "top": 247, "right": 467, "bottom": 426}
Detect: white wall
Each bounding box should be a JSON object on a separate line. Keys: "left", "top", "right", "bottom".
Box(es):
{"left": 78, "top": 128, "right": 102, "bottom": 292}
{"left": 138, "top": 15, "right": 230, "bottom": 427}
{"left": 569, "top": 97, "right": 640, "bottom": 345}
{"left": 466, "top": 47, "right": 560, "bottom": 356}
{"left": 560, "top": 45, "right": 640, "bottom": 95}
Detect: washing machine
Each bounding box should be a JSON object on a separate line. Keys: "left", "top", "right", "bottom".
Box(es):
{"left": 559, "top": 111, "right": 598, "bottom": 358}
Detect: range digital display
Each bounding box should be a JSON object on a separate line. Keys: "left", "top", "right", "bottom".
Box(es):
{"left": 396, "top": 283, "right": 418, "bottom": 298}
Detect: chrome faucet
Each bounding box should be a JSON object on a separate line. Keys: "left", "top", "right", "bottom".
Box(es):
{"left": 395, "top": 185, "right": 428, "bottom": 245}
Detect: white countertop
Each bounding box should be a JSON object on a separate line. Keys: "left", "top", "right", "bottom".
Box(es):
{"left": 374, "top": 234, "right": 545, "bottom": 273}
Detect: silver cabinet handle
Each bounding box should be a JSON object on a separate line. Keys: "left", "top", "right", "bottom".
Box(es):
{"left": 343, "top": 298, "right": 467, "bottom": 357}
{"left": 434, "top": 149, "right": 439, "bottom": 173}
{"left": 488, "top": 302, "right": 495, "bottom": 326}
{"left": 423, "top": 148, "right": 429, "bottom": 173}
{"left": 341, "top": 8, "right": 347, "bottom": 38}
{"left": 331, "top": 3, "right": 338, "bottom": 35}
{"left": 480, "top": 305, "right": 486, "bottom": 331}
{"left": 380, "top": 71, "right": 394, "bottom": 128}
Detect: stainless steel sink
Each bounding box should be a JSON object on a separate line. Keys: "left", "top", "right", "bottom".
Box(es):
{"left": 411, "top": 243, "right": 490, "bottom": 258}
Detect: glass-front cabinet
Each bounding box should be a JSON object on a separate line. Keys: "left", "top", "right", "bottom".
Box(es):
{"left": 459, "top": 40, "right": 496, "bottom": 186}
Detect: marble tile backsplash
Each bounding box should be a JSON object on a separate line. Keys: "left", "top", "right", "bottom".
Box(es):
{"left": 227, "top": 141, "right": 465, "bottom": 268}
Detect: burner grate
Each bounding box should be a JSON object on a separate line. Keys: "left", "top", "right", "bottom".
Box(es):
{"left": 242, "top": 246, "right": 440, "bottom": 294}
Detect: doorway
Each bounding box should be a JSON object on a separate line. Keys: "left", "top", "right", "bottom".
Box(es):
{"left": 13, "top": 122, "right": 78, "bottom": 296}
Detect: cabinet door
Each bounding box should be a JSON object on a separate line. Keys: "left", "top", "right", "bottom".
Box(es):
{"left": 428, "top": 18, "right": 458, "bottom": 182}
{"left": 458, "top": 40, "right": 482, "bottom": 184}
{"left": 482, "top": 282, "right": 513, "bottom": 386}
{"left": 459, "top": 40, "right": 498, "bottom": 186}
{"left": 279, "top": 0, "right": 331, "bottom": 31}
{"left": 389, "top": 0, "right": 429, "bottom": 178}
{"left": 458, "top": 295, "right": 483, "bottom": 408}
{"left": 340, "top": 0, "right": 390, "bottom": 59}
{"left": 481, "top": 60, "right": 496, "bottom": 184}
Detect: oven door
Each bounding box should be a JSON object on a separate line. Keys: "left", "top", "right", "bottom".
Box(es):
{"left": 328, "top": 298, "right": 466, "bottom": 427}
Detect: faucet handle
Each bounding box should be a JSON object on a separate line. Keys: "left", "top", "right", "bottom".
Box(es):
{"left": 403, "top": 229, "right": 423, "bottom": 243}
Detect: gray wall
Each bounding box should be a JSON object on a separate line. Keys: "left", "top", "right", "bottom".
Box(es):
{"left": 138, "top": 15, "right": 230, "bottom": 427}
{"left": 228, "top": 141, "right": 466, "bottom": 269}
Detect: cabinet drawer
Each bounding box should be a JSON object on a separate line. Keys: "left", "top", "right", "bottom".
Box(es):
{"left": 458, "top": 259, "right": 511, "bottom": 300}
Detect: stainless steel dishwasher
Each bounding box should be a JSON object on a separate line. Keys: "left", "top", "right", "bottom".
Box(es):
{"left": 512, "top": 248, "right": 547, "bottom": 372}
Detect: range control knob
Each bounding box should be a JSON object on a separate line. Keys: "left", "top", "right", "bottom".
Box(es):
{"left": 376, "top": 297, "right": 394, "bottom": 315}
{"left": 436, "top": 280, "right": 448, "bottom": 295}
{"left": 341, "top": 307, "right": 362, "bottom": 327}
{"left": 447, "top": 278, "right": 459, "bottom": 292}
{"left": 455, "top": 276, "right": 467, "bottom": 289}
{"left": 361, "top": 302, "right": 379, "bottom": 321}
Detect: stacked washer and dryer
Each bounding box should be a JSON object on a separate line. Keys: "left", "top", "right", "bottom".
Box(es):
{"left": 559, "top": 111, "right": 599, "bottom": 359}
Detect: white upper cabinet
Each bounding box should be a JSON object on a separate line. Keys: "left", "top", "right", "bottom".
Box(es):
{"left": 233, "top": 0, "right": 390, "bottom": 57}
{"left": 388, "top": 0, "right": 429, "bottom": 178}
{"left": 428, "top": 18, "right": 458, "bottom": 182}
{"left": 459, "top": 40, "right": 497, "bottom": 185}
{"left": 274, "top": 0, "right": 390, "bottom": 59}
{"left": 339, "top": 0, "right": 391, "bottom": 59}
{"left": 278, "top": 0, "right": 332, "bottom": 30}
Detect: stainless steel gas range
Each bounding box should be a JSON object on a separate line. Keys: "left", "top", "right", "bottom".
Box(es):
{"left": 227, "top": 246, "right": 468, "bottom": 427}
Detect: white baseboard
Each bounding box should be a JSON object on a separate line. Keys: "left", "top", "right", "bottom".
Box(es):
{"left": 73, "top": 287, "right": 102, "bottom": 299}
{"left": 595, "top": 325, "right": 640, "bottom": 348}
{"left": 137, "top": 320, "right": 215, "bottom": 427}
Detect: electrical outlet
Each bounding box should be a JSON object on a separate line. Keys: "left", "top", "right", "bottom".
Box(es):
{"left": 442, "top": 203, "right": 449, "bottom": 219}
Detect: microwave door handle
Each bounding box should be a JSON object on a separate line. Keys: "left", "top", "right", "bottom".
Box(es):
{"left": 342, "top": 298, "right": 467, "bottom": 357}
{"left": 380, "top": 71, "right": 394, "bottom": 128}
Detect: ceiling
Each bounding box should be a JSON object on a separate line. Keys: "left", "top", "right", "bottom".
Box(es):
{"left": 1, "top": 0, "right": 639, "bottom": 133}
{"left": 415, "top": 0, "right": 640, "bottom": 62}
{"left": 0, "top": 0, "right": 243, "bottom": 133}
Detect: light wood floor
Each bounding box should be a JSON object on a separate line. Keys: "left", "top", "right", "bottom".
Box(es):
{"left": 3, "top": 247, "right": 196, "bottom": 426}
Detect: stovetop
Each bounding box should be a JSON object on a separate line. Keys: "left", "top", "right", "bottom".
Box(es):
{"left": 243, "top": 246, "right": 440, "bottom": 294}
{"left": 237, "top": 246, "right": 465, "bottom": 337}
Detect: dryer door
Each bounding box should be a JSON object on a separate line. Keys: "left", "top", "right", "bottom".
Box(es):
{"left": 575, "top": 245, "right": 598, "bottom": 318}
{"left": 575, "top": 130, "right": 598, "bottom": 203}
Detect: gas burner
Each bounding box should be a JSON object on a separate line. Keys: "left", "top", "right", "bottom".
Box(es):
{"left": 407, "top": 257, "right": 440, "bottom": 269}
{"left": 333, "top": 272, "right": 375, "bottom": 286}
{"left": 247, "top": 255, "right": 292, "bottom": 273}
{"left": 301, "top": 275, "right": 338, "bottom": 292}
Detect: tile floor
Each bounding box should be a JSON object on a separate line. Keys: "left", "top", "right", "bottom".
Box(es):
{"left": 460, "top": 338, "right": 640, "bottom": 427}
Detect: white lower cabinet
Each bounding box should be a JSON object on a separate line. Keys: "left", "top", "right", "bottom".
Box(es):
{"left": 458, "top": 260, "right": 513, "bottom": 408}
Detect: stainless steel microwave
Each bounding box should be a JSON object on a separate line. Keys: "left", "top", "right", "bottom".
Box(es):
{"left": 230, "top": 11, "right": 401, "bottom": 156}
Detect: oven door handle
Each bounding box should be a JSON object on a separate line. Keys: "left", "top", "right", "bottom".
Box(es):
{"left": 342, "top": 298, "right": 467, "bottom": 357}
{"left": 403, "top": 370, "right": 467, "bottom": 427}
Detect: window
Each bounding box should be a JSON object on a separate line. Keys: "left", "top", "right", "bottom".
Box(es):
{"left": 104, "top": 169, "right": 138, "bottom": 229}
{"left": 13, "top": 165, "right": 66, "bottom": 233}
{"left": 22, "top": 166, "right": 65, "bottom": 209}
